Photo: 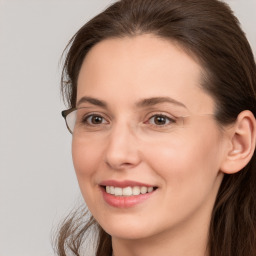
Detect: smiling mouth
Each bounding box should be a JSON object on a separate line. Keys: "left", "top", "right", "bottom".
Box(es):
{"left": 102, "top": 186, "right": 158, "bottom": 197}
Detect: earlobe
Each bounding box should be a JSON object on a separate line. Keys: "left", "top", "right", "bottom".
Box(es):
{"left": 220, "top": 110, "right": 256, "bottom": 174}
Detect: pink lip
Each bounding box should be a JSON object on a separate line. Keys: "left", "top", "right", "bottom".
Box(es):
{"left": 99, "top": 179, "right": 155, "bottom": 188}
{"left": 99, "top": 180, "right": 157, "bottom": 208}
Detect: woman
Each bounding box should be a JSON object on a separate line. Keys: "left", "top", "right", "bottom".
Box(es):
{"left": 57, "top": 0, "right": 256, "bottom": 255}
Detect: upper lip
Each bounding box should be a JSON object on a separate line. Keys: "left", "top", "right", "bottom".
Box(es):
{"left": 99, "top": 180, "right": 156, "bottom": 188}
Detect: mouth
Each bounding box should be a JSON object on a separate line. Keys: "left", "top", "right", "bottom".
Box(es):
{"left": 102, "top": 185, "right": 158, "bottom": 197}
{"left": 99, "top": 180, "right": 158, "bottom": 207}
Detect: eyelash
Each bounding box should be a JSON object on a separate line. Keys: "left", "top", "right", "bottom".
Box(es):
{"left": 81, "top": 113, "right": 109, "bottom": 126}
{"left": 145, "top": 113, "right": 176, "bottom": 127}
{"left": 80, "top": 112, "right": 177, "bottom": 128}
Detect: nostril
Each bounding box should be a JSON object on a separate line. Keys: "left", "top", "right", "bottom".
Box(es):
{"left": 105, "top": 159, "right": 137, "bottom": 170}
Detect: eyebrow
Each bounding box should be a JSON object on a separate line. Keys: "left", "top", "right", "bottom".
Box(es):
{"left": 76, "top": 96, "right": 187, "bottom": 109}
{"left": 77, "top": 96, "right": 107, "bottom": 108}
{"left": 136, "top": 97, "right": 187, "bottom": 109}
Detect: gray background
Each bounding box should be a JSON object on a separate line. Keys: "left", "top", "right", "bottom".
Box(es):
{"left": 0, "top": 0, "right": 255, "bottom": 255}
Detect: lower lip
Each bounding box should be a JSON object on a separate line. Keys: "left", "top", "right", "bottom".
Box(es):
{"left": 100, "top": 187, "right": 156, "bottom": 208}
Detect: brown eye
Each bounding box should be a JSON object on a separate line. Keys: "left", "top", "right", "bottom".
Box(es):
{"left": 92, "top": 116, "right": 103, "bottom": 124}
{"left": 148, "top": 115, "right": 175, "bottom": 126}
{"left": 85, "top": 115, "right": 107, "bottom": 125}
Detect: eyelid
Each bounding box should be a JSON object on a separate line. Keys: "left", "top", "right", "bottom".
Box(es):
{"left": 78, "top": 110, "right": 111, "bottom": 126}
{"left": 141, "top": 112, "right": 180, "bottom": 131}
{"left": 85, "top": 114, "right": 108, "bottom": 124}
{"left": 144, "top": 111, "right": 178, "bottom": 123}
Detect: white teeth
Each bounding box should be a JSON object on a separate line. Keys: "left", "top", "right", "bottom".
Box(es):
{"left": 147, "top": 187, "right": 153, "bottom": 193}
{"left": 123, "top": 186, "right": 132, "bottom": 196}
{"left": 141, "top": 186, "right": 147, "bottom": 194}
{"left": 114, "top": 187, "right": 123, "bottom": 196}
{"left": 110, "top": 186, "right": 115, "bottom": 195}
{"left": 132, "top": 186, "right": 140, "bottom": 195}
{"left": 105, "top": 186, "right": 155, "bottom": 196}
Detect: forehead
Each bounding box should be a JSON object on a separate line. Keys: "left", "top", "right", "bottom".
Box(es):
{"left": 77, "top": 34, "right": 215, "bottom": 113}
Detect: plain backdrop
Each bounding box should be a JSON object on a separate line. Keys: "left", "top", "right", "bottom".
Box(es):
{"left": 0, "top": 0, "right": 255, "bottom": 255}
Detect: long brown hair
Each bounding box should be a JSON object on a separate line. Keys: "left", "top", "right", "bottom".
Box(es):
{"left": 56, "top": 0, "right": 256, "bottom": 255}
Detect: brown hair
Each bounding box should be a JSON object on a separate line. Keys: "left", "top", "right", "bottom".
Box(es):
{"left": 56, "top": 0, "right": 256, "bottom": 255}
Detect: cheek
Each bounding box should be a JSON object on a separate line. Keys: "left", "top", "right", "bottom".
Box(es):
{"left": 71, "top": 137, "right": 105, "bottom": 211}
{"left": 72, "top": 137, "right": 102, "bottom": 183}
{"left": 140, "top": 128, "right": 224, "bottom": 227}
{"left": 143, "top": 127, "right": 223, "bottom": 193}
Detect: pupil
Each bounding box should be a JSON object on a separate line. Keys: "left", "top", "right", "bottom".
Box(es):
{"left": 92, "top": 116, "right": 102, "bottom": 124}
{"left": 155, "top": 116, "right": 166, "bottom": 125}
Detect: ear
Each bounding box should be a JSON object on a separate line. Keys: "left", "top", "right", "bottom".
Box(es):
{"left": 220, "top": 110, "right": 256, "bottom": 174}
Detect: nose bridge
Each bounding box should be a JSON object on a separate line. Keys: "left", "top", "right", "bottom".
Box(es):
{"left": 104, "top": 119, "right": 140, "bottom": 169}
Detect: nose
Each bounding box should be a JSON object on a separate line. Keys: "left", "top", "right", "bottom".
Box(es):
{"left": 104, "top": 122, "right": 141, "bottom": 170}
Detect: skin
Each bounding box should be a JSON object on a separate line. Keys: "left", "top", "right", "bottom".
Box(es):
{"left": 72, "top": 34, "right": 232, "bottom": 256}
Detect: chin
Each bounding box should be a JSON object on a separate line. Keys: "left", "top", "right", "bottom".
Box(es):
{"left": 95, "top": 213, "right": 155, "bottom": 240}
{"left": 104, "top": 226, "right": 153, "bottom": 240}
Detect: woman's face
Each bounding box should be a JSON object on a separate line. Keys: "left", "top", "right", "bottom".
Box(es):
{"left": 73, "top": 35, "right": 227, "bottom": 241}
